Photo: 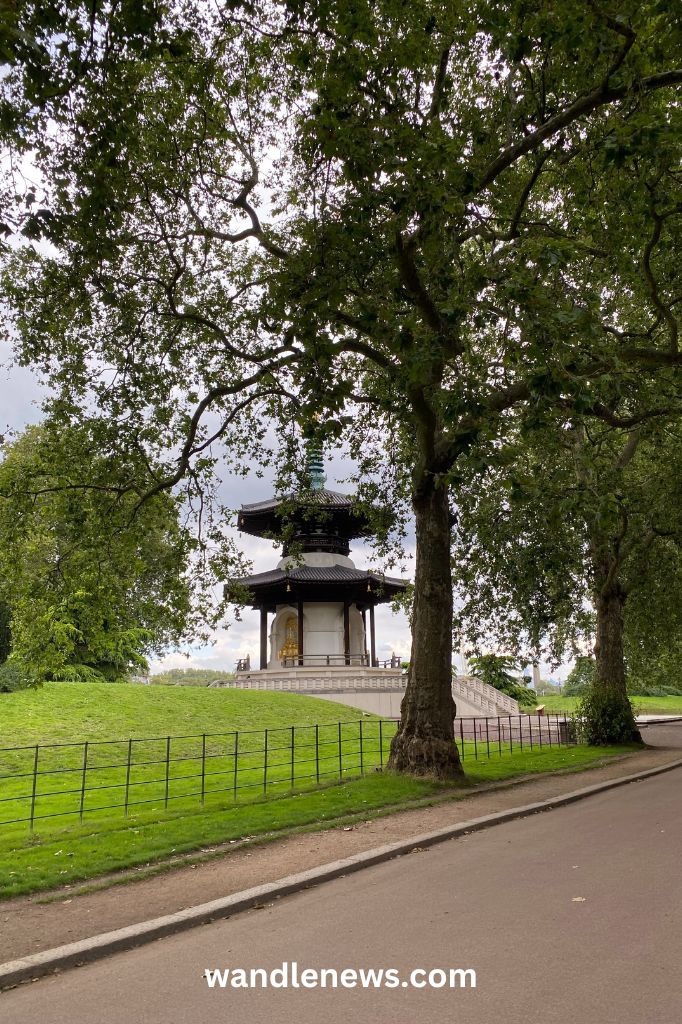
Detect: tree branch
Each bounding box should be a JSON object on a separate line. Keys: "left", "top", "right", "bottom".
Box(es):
{"left": 477, "top": 70, "right": 682, "bottom": 191}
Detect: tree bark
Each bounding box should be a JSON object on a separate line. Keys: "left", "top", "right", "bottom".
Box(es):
{"left": 388, "top": 478, "right": 464, "bottom": 778}
{"left": 594, "top": 586, "right": 627, "bottom": 695}
{"left": 591, "top": 554, "right": 641, "bottom": 743}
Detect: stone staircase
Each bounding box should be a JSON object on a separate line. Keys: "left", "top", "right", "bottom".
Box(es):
{"left": 218, "top": 666, "right": 520, "bottom": 719}
{"left": 451, "top": 675, "right": 520, "bottom": 717}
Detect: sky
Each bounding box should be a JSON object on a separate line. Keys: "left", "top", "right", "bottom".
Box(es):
{"left": 0, "top": 349, "right": 568, "bottom": 682}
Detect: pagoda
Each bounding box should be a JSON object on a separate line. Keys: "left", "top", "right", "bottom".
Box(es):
{"left": 232, "top": 450, "right": 407, "bottom": 675}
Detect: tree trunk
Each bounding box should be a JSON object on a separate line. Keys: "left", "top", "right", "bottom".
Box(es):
{"left": 589, "top": 555, "right": 641, "bottom": 744}
{"left": 594, "top": 587, "right": 627, "bottom": 696}
{"left": 388, "top": 479, "right": 463, "bottom": 779}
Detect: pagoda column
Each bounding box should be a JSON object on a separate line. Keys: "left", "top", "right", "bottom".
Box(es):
{"left": 297, "top": 600, "right": 304, "bottom": 666}
{"left": 259, "top": 608, "right": 268, "bottom": 670}
{"left": 369, "top": 604, "right": 377, "bottom": 667}
{"left": 343, "top": 601, "right": 350, "bottom": 665}
{"left": 361, "top": 608, "right": 368, "bottom": 665}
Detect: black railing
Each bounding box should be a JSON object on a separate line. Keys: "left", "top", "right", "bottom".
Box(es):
{"left": 0, "top": 714, "right": 576, "bottom": 833}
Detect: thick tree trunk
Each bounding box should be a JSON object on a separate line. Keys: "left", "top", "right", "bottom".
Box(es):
{"left": 589, "top": 556, "right": 641, "bottom": 744}
{"left": 388, "top": 479, "right": 463, "bottom": 779}
{"left": 594, "top": 587, "right": 628, "bottom": 696}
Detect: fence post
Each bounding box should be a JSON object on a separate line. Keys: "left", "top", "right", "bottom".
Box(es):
{"left": 359, "top": 720, "right": 364, "bottom": 774}
{"left": 263, "top": 728, "right": 269, "bottom": 794}
{"left": 547, "top": 715, "right": 553, "bottom": 748}
{"left": 519, "top": 715, "right": 523, "bottom": 751}
{"left": 290, "top": 725, "right": 295, "bottom": 789}
{"left": 379, "top": 720, "right": 384, "bottom": 767}
{"left": 529, "top": 715, "right": 534, "bottom": 751}
{"left": 473, "top": 719, "right": 478, "bottom": 759}
{"left": 29, "top": 744, "right": 39, "bottom": 832}
{"left": 79, "top": 741, "right": 89, "bottom": 823}
{"left": 164, "top": 736, "right": 171, "bottom": 808}
{"left": 459, "top": 719, "right": 465, "bottom": 760}
{"left": 315, "top": 724, "right": 320, "bottom": 783}
{"left": 124, "top": 739, "right": 133, "bottom": 816}
{"left": 508, "top": 715, "right": 513, "bottom": 754}
{"left": 538, "top": 713, "right": 543, "bottom": 748}
{"left": 233, "top": 732, "right": 239, "bottom": 800}
{"left": 338, "top": 721, "right": 343, "bottom": 778}
{"left": 201, "top": 734, "right": 206, "bottom": 805}
{"left": 485, "top": 717, "right": 490, "bottom": 759}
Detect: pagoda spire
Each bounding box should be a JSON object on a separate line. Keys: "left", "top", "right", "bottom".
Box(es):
{"left": 306, "top": 439, "right": 326, "bottom": 491}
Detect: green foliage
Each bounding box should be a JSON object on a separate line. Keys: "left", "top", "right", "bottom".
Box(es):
{"left": 2, "top": 1, "right": 682, "bottom": 767}
{"left": 564, "top": 657, "right": 596, "bottom": 696}
{"left": 624, "top": 533, "right": 682, "bottom": 695}
{"left": 576, "top": 688, "right": 640, "bottom": 746}
{"left": 534, "top": 679, "right": 562, "bottom": 696}
{"left": 626, "top": 642, "right": 682, "bottom": 696}
{"left": 453, "top": 409, "right": 682, "bottom": 714}
{"left": 0, "top": 659, "right": 37, "bottom": 693}
{"left": 0, "top": 423, "right": 209, "bottom": 684}
{"left": 467, "top": 654, "right": 537, "bottom": 707}
{"left": 0, "top": 601, "right": 10, "bottom": 664}
{"left": 150, "top": 668, "right": 237, "bottom": 687}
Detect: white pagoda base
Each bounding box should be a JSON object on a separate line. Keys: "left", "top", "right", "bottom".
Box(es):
{"left": 215, "top": 668, "right": 520, "bottom": 719}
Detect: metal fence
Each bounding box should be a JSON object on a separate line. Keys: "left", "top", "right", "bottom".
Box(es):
{"left": 0, "top": 714, "right": 575, "bottom": 833}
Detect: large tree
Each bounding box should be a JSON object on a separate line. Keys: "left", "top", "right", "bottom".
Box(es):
{"left": 0, "top": 421, "right": 215, "bottom": 682}
{"left": 450, "top": 403, "right": 682, "bottom": 742}
{"left": 1, "top": 2, "right": 681, "bottom": 772}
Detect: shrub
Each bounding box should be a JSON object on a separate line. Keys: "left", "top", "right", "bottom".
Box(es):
{"left": 576, "top": 687, "right": 641, "bottom": 745}
{"left": 0, "top": 660, "right": 38, "bottom": 693}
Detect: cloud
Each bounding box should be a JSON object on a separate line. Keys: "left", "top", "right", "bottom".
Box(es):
{"left": 0, "top": 358, "right": 46, "bottom": 434}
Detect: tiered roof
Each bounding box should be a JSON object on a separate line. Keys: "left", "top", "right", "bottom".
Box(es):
{"left": 237, "top": 564, "right": 406, "bottom": 610}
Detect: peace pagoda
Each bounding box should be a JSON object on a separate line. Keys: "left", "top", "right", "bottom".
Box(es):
{"left": 227, "top": 449, "right": 409, "bottom": 715}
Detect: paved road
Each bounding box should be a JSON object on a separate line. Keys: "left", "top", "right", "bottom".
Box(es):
{"left": 2, "top": 733, "right": 681, "bottom": 1024}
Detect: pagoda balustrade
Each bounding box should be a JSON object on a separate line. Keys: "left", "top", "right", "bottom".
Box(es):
{"left": 281, "top": 653, "right": 402, "bottom": 669}
{"left": 236, "top": 653, "right": 402, "bottom": 672}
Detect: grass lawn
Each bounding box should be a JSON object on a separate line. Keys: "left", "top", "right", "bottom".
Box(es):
{"left": 0, "top": 682, "right": 641, "bottom": 900}
{"left": 0, "top": 741, "right": 635, "bottom": 900}
{"left": 540, "top": 694, "right": 682, "bottom": 715}
{"left": 0, "top": 681, "right": 368, "bottom": 747}
{"left": 0, "top": 683, "right": 395, "bottom": 835}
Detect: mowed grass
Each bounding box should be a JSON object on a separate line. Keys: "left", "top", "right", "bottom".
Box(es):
{"left": 540, "top": 694, "right": 682, "bottom": 715}
{"left": 0, "top": 742, "right": 635, "bottom": 899}
{"left": 0, "top": 682, "right": 390, "bottom": 838}
{"left": 0, "top": 682, "right": 639, "bottom": 899}
{"left": 0, "top": 681, "right": 369, "bottom": 747}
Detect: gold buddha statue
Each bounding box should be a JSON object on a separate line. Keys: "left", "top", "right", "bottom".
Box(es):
{"left": 278, "top": 618, "right": 299, "bottom": 661}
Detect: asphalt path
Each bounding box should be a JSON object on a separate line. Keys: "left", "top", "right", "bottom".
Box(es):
{"left": 2, "top": 725, "right": 681, "bottom": 1024}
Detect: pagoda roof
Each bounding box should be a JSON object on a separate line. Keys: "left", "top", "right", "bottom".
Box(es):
{"left": 241, "top": 488, "right": 355, "bottom": 514}
{"left": 232, "top": 564, "right": 407, "bottom": 610}
{"left": 237, "top": 488, "right": 374, "bottom": 541}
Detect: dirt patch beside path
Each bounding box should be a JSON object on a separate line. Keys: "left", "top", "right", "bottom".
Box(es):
{"left": 1, "top": 733, "right": 679, "bottom": 965}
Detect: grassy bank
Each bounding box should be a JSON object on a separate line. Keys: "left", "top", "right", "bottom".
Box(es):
{"left": 0, "top": 681, "right": 365, "bottom": 748}
{"left": 0, "top": 682, "right": 641, "bottom": 899}
{"left": 0, "top": 743, "right": 635, "bottom": 899}
{"left": 540, "top": 694, "right": 682, "bottom": 715}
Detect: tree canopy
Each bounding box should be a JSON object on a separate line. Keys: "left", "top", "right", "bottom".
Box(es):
{"left": 1, "top": 1, "right": 681, "bottom": 770}
{"left": 0, "top": 421, "right": 214, "bottom": 683}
